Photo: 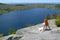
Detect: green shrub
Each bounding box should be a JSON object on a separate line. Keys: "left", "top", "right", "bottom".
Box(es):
{"left": 45, "top": 14, "right": 50, "bottom": 19}
{"left": 52, "top": 13, "right": 58, "bottom": 19}
{"left": 0, "top": 33, "right": 4, "bottom": 37}
{"left": 8, "top": 28, "right": 16, "bottom": 35}
{"left": 55, "top": 18, "right": 60, "bottom": 27}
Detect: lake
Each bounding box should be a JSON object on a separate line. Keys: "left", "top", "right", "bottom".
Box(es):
{"left": 0, "top": 8, "right": 60, "bottom": 35}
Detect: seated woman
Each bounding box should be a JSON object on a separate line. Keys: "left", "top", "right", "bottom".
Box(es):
{"left": 39, "top": 18, "right": 51, "bottom": 32}
{"left": 43, "top": 18, "right": 51, "bottom": 30}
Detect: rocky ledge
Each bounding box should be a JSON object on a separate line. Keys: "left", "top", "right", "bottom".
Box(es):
{"left": 0, "top": 19, "right": 60, "bottom": 40}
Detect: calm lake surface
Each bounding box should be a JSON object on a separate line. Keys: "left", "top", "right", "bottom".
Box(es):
{"left": 0, "top": 8, "right": 60, "bottom": 35}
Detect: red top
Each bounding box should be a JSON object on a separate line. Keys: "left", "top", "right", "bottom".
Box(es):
{"left": 44, "top": 19, "right": 48, "bottom": 26}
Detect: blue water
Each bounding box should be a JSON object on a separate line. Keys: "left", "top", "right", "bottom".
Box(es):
{"left": 0, "top": 8, "right": 60, "bottom": 35}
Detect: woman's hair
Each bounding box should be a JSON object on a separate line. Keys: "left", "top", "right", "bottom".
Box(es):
{"left": 44, "top": 19, "right": 47, "bottom": 22}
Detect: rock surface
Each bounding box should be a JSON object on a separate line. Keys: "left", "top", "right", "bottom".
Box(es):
{"left": 0, "top": 19, "right": 60, "bottom": 40}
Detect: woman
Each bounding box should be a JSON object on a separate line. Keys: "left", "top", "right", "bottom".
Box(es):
{"left": 43, "top": 18, "right": 50, "bottom": 30}
{"left": 39, "top": 18, "right": 51, "bottom": 32}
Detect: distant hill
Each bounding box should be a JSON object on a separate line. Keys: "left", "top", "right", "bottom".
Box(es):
{"left": 15, "top": 4, "right": 25, "bottom": 6}
{"left": 0, "top": 3, "right": 36, "bottom": 5}
{"left": 0, "top": 3, "right": 7, "bottom": 5}
{"left": 0, "top": 3, "right": 60, "bottom": 14}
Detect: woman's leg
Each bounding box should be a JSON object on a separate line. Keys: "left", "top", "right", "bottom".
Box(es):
{"left": 43, "top": 26, "right": 47, "bottom": 30}
{"left": 48, "top": 25, "right": 51, "bottom": 29}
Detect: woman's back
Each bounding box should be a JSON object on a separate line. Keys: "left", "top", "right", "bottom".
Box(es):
{"left": 44, "top": 19, "right": 48, "bottom": 26}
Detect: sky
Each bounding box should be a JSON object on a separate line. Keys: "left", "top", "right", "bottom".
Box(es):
{"left": 0, "top": 0, "right": 60, "bottom": 4}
